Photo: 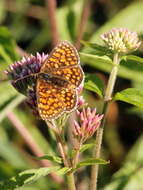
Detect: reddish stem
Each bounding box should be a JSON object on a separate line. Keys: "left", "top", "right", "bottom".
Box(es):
{"left": 45, "top": 0, "right": 60, "bottom": 46}
{"left": 75, "top": 0, "right": 91, "bottom": 50}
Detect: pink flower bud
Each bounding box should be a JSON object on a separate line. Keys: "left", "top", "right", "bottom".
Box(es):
{"left": 73, "top": 107, "right": 103, "bottom": 142}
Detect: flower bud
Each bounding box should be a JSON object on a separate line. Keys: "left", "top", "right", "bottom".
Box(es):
{"left": 101, "top": 28, "right": 141, "bottom": 53}
{"left": 73, "top": 107, "right": 103, "bottom": 142}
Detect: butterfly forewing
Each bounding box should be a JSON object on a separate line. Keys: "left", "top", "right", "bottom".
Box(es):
{"left": 40, "top": 41, "right": 80, "bottom": 72}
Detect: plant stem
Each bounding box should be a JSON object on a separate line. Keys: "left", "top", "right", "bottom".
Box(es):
{"left": 75, "top": 0, "right": 91, "bottom": 50}
{"left": 67, "top": 173, "right": 76, "bottom": 190}
{"left": 56, "top": 133, "right": 76, "bottom": 190}
{"left": 45, "top": 0, "right": 60, "bottom": 46}
{"left": 46, "top": 120, "right": 76, "bottom": 190}
{"left": 56, "top": 133, "right": 69, "bottom": 167}
{"left": 104, "top": 53, "right": 120, "bottom": 102}
{"left": 72, "top": 142, "right": 82, "bottom": 169}
{"left": 90, "top": 53, "right": 120, "bottom": 190}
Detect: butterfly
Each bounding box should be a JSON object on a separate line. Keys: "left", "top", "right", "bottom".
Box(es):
{"left": 36, "top": 41, "right": 84, "bottom": 120}
{"left": 1, "top": 41, "right": 84, "bottom": 120}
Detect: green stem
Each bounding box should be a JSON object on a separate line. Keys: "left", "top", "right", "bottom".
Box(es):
{"left": 46, "top": 120, "right": 76, "bottom": 190}
{"left": 104, "top": 53, "right": 120, "bottom": 102}
{"left": 67, "top": 173, "right": 76, "bottom": 190}
{"left": 56, "top": 134, "right": 76, "bottom": 190}
{"left": 72, "top": 142, "right": 82, "bottom": 169}
{"left": 90, "top": 53, "right": 120, "bottom": 190}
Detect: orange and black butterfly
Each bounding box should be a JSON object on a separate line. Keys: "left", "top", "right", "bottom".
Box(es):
{"left": 37, "top": 41, "right": 84, "bottom": 120}
{"left": 2, "top": 41, "right": 84, "bottom": 120}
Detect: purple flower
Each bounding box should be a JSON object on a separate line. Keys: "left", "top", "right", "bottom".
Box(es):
{"left": 73, "top": 107, "right": 103, "bottom": 142}
{"left": 5, "top": 53, "right": 48, "bottom": 117}
{"left": 5, "top": 53, "right": 48, "bottom": 95}
{"left": 5, "top": 53, "right": 48, "bottom": 81}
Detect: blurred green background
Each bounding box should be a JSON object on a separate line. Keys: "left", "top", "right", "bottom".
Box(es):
{"left": 1, "top": 0, "right": 143, "bottom": 189}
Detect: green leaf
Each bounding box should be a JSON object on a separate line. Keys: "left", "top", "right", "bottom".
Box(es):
{"left": 114, "top": 88, "right": 143, "bottom": 108}
{"left": 76, "top": 158, "right": 109, "bottom": 169}
{"left": 80, "top": 52, "right": 113, "bottom": 66}
{"left": 0, "top": 82, "right": 18, "bottom": 108}
{"left": 0, "top": 139, "right": 29, "bottom": 169}
{"left": 122, "top": 55, "right": 143, "bottom": 65}
{"left": 57, "top": 7, "right": 72, "bottom": 41}
{"left": 80, "top": 52, "right": 143, "bottom": 83}
{"left": 0, "top": 167, "right": 60, "bottom": 190}
{"left": 57, "top": 0, "right": 84, "bottom": 41}
{"left": 0, "top": 0, "right": 5, "bottom": 23}
{"left": 35, "top": 155, "right": 62, "bottom": 164}
{"left": 80, "top": 143, "right": 95, "bottom": 153}
{"left": 103, "top": 135, "right": 143, "bottom": 190}
{"left": 0, "top": 27, "right": 18, "bottom": 65}
{"left": 57, "top": 167, "right": 72, "bottom": 175}
{"left": 84, "top": 73, "right": 104, "bottom": 97}
{"left": 0, "top": 94, "right": 25, "bottom": 122}
{"left": 71, "top": 143, "right": 95, "bottom": 158}
{"left": 0, "top": 45, "right": 13, "bottom": 65}
{"left": 81, "top": 40, "right": 112, "bottom": 55}
{"left": 125, "top": 135, "right": 143, "bottom": 163}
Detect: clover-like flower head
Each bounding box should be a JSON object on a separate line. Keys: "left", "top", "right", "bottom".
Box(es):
{"left": 101, "top": 28, "right": 141, "bottom": 54}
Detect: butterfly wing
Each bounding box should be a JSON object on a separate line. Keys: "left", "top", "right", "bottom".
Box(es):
{"left": 40, "top": 41, "right": 80, "bottom": 72}
{"left": 63, "top": 85, "right": 78, "bottom": 112}
{"left": 40, "top": 41, "right": 84, "bottom": 87}
{"left": 37, "top": 77, "right": 77, "bottom": 120}
{"left": 51, "top": 65, "right": 84, "bottom": 87}
{"left": 37, "top": 78, "right": 65, "bottom": 120}
{"left": 37, "top": 41, "right": 83, "bottom": 120}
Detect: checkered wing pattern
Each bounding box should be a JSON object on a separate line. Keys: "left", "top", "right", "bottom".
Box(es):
{"left": 40, "top": 41, "right": 79, "bottom": 71}
{"left": 37, "top": 79, "right": 65, "bottom": 120}
{"left": 37, "top": 78, "right": 77, "bottom": 120}
{"left": 51, "top": 65, "right": 83, "bottom": 87}
{"left": 61, "top": 83, "right": 77, "bottom": 112}
{"left": 37, "top": 41, "right": 84, "bottom": 120}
